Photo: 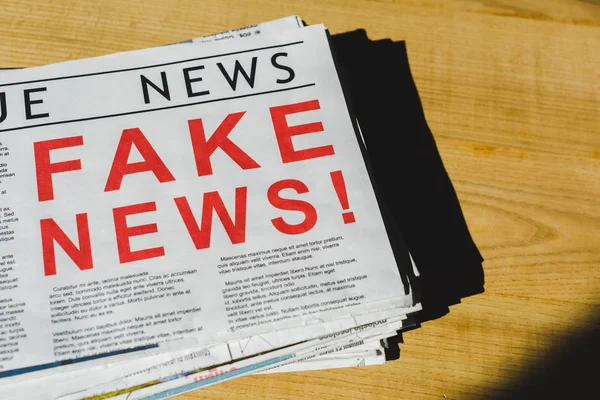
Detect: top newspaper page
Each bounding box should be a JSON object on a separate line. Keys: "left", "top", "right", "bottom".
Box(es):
{"left": 0, "top": 23, "right": 411, "bottom": 380}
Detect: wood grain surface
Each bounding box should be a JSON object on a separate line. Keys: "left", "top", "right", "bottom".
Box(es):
{"left": 1, "top": 1, "right": 599, "bottom": 398}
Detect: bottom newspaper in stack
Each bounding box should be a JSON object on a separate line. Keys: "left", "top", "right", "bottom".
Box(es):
{"left": 0, "top": 16, "right": 423, "bottom": 400}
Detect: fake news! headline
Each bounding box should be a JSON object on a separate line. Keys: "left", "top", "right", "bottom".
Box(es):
{"left": 28, "top": 98, "right": 358, "bottom": 278}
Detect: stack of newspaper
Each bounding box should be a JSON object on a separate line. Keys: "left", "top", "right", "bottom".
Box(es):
{"left": 0, "top": 16, "right": 425, "bottom": 399}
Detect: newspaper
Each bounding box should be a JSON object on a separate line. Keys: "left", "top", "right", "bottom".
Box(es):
{"left": 78, "top": 318, "right": 404, "bottom": 400}
{"left": 77, "top": 307, "right": 412, "bottom": 398}
{"left": 185, "top": 15, "right": 304, "bottom": 44}
{"left": 0, "top": 22, "right": 415, "bottom": 391}
{"left": 0, "top": 20, "right": 414, "bottom": 400}
{"left": 0, "top": 318, "right": 397, "bottom": 399}
{"left": 0, "top": 298, "right": 416, "bottom": 398}
{"left": 0, "top": 17, "right": 419, "bottom": 400}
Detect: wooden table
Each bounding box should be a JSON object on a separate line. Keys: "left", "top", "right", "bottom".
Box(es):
{"left": 1, "top": 1, "right": 598, "bottom": 398}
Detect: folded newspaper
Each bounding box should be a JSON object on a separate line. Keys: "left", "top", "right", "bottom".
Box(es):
{"left": 0, "top": 16, "right": 421, "bottom": 399}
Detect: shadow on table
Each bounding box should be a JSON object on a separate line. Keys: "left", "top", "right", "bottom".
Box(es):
{"left": 328, "top": 29, "right": 486, "bottom": 360}
{"left": 329, "top": 31, "right": 486, "bottom": 315}
{"left": 493, "top": 306, "right": 600, "bottom": 399}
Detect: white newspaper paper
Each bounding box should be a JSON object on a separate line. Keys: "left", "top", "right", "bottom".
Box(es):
{"left": 0, "top": 298, "right": 415, "bottom": 398}
{"left": 0, "top": 23, "right": 414, "bottom": 387}
{"left": 186, "top": 15, "right": 304, "bottom": 44}
{"left": 0, "top": 19, "right": 414, "bottom": 399}
{"left": 80, "top": 318, "right": 404, "bottom": 400}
